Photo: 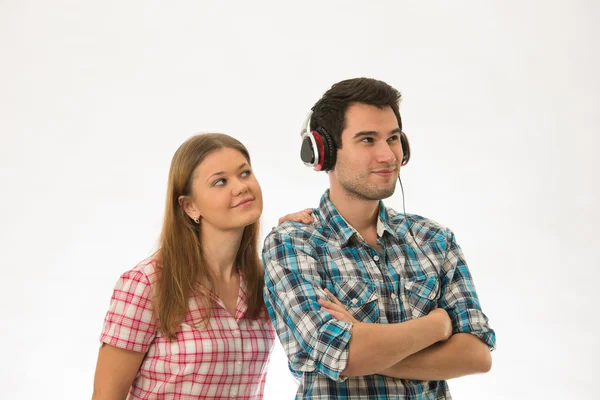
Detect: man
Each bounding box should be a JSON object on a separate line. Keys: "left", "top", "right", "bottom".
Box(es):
{"left": 263, "top": 77, "right": 496, "bottom": 399}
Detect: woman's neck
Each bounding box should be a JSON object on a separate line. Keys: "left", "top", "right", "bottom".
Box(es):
{"left": 199, "top": 223, "right": 244, "bottom": 282}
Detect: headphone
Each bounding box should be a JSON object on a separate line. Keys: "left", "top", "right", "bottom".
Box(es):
{"left": 300, "top": 110, "right": 411, "bottom": 171}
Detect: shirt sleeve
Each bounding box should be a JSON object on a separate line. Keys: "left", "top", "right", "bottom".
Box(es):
{"left": 99, "top": 269, "right": 156, "bottom": 353}
{"left": 440, "top": 230, "right": 496, "bottom": 350}
{"left": 262, "top": 228, "right": 353, "bottom": 382}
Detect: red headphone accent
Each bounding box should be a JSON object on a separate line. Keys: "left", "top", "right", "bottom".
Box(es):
{"left": 313, "top": 132, "right": 326, "bottom": 171}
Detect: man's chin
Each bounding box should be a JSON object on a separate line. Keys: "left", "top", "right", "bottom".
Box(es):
{"left": 373, "top": 191, "right": 395, "bottom": 200}
{"left": 370, "top": 183, "right": 396, "bottom": 200}
{"left": 349, "top": 188, "right": 395, "bottom": 201}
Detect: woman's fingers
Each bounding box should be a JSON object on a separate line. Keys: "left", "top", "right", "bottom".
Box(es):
{"left": 277, "top": 209, "right": 314, "bottom": 225}
{"left": 295, "top": 209, "right": 313, "bottom": 223}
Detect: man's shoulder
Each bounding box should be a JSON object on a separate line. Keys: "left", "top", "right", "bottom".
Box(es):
{"left": 265, "top": 208, "right": 326, "bottom": 241}
{"left": 263, "top": 207, "right": 337, "bottom": 255}
{"left": 385, "top": 206, "right": 452, "bottom": 242}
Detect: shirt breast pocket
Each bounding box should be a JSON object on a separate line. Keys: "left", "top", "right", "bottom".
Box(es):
{"left": 402, "top": 275, "right": 439, "bottom": 319}
{"left": 332, "top": 279, "right": 380, "bottom": 323}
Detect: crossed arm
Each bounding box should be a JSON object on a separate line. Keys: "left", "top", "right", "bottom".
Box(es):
{"left": 320, "top": 290, "right": 492, "bottom": 380}
{"left": 264, "top": 222, "right": 495, "bottom": 382}
{"left": 381, "top": 333, "right": 492, "bottom": 380}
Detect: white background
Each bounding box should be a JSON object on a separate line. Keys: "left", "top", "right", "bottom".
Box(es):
{"left": 1, "top": 1, "right": 598, "bottom": 399}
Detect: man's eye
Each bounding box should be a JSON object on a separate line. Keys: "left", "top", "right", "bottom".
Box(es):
{"left": 388, "top": 135, "right": 399, "bottom": 142}
{"left": 361, "top": 137, "right": 374, "bottom": 143}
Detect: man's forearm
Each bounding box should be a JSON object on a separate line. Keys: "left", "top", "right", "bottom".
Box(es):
{"left": 341, "top": 313, "right": 448, "bottom": 377}
{"left": 378, "top": 333, "right": 492, "bottom": 381}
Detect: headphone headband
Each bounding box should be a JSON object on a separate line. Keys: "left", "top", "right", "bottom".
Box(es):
{"left": 300, "top": 110, "right": 313, "bottom": 137}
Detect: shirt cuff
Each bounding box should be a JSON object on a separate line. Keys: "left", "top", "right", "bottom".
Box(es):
{"left": 449, "top": 308, "right": 496, "bottom": 351}
{"left": 313, "top": 320, "right": 353, "bottom": 382}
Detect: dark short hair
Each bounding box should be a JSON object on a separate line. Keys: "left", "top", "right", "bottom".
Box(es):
{"left": 310, "top": 77, "right": 402, "bottom": 148}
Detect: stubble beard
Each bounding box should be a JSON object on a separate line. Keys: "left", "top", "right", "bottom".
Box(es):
{"left": 339, "top": 171, "right": 397, "bottom": 201}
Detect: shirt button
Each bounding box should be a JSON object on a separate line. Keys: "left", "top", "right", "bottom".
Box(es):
{"left": 391, "top": 293, "right": 397, "bottom": 300}
{"left": 232, "top": 329, "right": 240, "bottom": 336}
{"left": 236, "top": 360, "right": 242, "bottom": 366}
{"left": 231, "top": 388, "right": 238, "bottom": 397}
{"left": 373, "top": 255, "right": 380, "bottom": 262}
{"left": 351, "top": 298, "right": 358, "bottom": 305}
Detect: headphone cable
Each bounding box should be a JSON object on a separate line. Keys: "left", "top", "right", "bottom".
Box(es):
{"left": 397, "top": 174, "right": 442, "bottom": 302}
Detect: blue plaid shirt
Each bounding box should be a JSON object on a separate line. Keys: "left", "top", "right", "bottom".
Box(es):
{"left": 263, "top": 190, "right": 496, "bottom": 399}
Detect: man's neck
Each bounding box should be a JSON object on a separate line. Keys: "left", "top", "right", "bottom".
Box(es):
{"left": 329, "top": 186, "right": 380, "bottom": 237}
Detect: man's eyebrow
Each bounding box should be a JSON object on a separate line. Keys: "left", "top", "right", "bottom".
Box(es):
{"left": 352, "top": 128, "right": 401, "bottom": 139}
{"left": 353, "top": 131, "right": 378, "bottom": 139}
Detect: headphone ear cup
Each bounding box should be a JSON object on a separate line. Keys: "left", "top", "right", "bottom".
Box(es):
{"left": 317, "top": 128, "right": 336, "bottom": 171}
{"left": 400, "top": 132, "right": 410, "bottom": 166}
{"left": 300, "top": 135, "right": 316, "bottom": 166}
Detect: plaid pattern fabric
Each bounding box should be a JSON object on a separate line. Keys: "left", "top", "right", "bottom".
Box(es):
{"left": 262, "top": 190, "right": 496, "bottom": 400}
{"left": 100, "top": 257, "right": 275, "bottom": 399}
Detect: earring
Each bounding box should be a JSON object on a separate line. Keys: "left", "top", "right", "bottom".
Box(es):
{"left": 194, "top": 217, "right": 200, "bottom": 224}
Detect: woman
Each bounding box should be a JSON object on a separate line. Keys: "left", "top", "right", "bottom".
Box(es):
{"left": 93, "top": 133, "right": 280, "bottom": 399}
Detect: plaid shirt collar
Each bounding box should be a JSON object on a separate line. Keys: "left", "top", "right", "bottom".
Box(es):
{"left": 318, "top": 190, "right": 409, "bottom": 247}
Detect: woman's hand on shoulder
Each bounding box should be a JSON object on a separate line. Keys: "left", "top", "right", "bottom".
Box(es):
{"left": 272, "top": 208, "right": 313, "bottom": 230}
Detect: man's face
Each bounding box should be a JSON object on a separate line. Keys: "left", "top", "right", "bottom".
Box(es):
{"left": 331, "top": 103, "right": 404, "bottom": 201}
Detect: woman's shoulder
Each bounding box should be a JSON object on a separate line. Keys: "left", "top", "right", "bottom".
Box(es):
{"left": 119, "top": 254, "right": 161, "bottom": 287}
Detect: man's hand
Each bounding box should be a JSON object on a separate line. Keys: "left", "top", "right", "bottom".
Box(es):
{"left": 318, "top": 288, "right": 359, "bottom": 324}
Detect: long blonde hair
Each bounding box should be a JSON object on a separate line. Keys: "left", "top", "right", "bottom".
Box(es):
{"left": 156, "top": 133, "right": 264, "bottom": 339}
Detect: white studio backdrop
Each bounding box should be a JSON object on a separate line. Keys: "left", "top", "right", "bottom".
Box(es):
{"left": 1, "top": 1, "right": 598, "bottom": 399}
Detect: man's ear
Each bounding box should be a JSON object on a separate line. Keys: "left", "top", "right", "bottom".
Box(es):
{"left": 178, "top": 195, "right": 199, "bottom": 220}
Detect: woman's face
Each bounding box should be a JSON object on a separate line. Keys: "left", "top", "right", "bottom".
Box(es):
{"left": 183, "top": 147, "right": 263, "bottom": 231}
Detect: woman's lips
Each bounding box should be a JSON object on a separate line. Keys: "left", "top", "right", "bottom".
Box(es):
{"left": 234, "top": 199, "right": 254, "bottom": 208}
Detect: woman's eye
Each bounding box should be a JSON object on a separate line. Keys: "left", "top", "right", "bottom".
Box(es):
{"left": 213, "top": 178, "right": 226, "bottom": 186}
{"left": 241, "top": 169, "right": 252, "bottom": 177}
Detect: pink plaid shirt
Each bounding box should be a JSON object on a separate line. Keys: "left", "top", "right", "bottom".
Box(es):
{"left": 100, "top": 257, "right": 276, "bottom": 399}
